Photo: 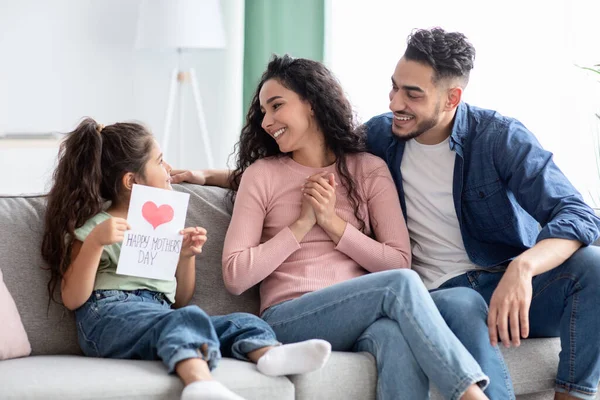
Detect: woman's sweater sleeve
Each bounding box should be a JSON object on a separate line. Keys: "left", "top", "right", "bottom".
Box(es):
{"left": 335, "top": 161, "right": 411, "bottom": 272}
{"left": 222, "top": 163, "right": 301, "bottom": 295}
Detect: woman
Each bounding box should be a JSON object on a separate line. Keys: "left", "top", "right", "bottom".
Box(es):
{"left": 214, "top": 55, "right": 489, "bottom": 400}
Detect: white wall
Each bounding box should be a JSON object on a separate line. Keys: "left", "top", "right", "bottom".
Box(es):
{"left": 326, "top": 0, "right": 600, "bottom": 202}
{"left": 0, "top": 0, "right": 244, "bottom": 195}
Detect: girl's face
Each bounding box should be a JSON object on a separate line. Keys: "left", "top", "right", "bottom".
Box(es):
{"left": 259, "top": 79, "right": 322, "bottom": 154}
{"left": 139, "top": 140, "right": 172, "bottom": 190}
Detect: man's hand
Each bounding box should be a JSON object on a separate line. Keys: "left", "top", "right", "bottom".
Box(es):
{"left": 170, "top": 169, "right": 206, "bottom": 185}
{"left": 487, "top": 261, "right": 533, "bottom": 348}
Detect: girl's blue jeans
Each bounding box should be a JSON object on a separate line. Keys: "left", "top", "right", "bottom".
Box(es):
{"left": 75, "top": 289, "right": 279, "bottom": 373}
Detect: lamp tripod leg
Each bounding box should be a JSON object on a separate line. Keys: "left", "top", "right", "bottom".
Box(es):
{"left": 189, "top": 68, "right": 215, "bottom": 169}
{"left": 162, "top": 68, "right": 179, "bottom": 157}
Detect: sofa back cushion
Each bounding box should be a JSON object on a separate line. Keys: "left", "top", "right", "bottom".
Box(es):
{"left": 177, "top": 185, "right": 261, "bottom": 315}
{"left": 0, "top": 184, "right": 260, "bottom": 356}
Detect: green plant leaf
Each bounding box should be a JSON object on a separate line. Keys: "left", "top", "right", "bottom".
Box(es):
{"left": 580, "top": 66, "right": 600, "bottom": 75}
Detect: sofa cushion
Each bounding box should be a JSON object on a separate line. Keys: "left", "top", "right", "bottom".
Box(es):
{"left": 0, "top": 194, "right": 81, "bottom": 356}
{"left": 502, "top": 338, "right": 560, "bottom": 394}
{"left": 177, "top": 184, "right": 262, "bottom": 316}
{"left": 289, "top": 351, "right": 377, "bottom": 399}
{"left": 0, "top": 355, "right": 294, "bottom": 400}
{"left": 0, "top": 268, "right": 31, "bottom": 359}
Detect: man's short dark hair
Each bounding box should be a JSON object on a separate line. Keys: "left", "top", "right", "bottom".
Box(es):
{"left": 404, "top": 27, "right": 476, "bottom": 87}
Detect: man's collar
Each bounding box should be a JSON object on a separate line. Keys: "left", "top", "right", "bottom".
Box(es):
{"left": 448, "top": 102, "right": 469, "bottom": 154}
{"left": 451, "top": 102, "right": 469, "bottom": 142}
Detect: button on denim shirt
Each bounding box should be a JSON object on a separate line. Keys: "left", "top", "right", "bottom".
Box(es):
{"left": 365, "top": 102, "right": 600, "bottom": 267}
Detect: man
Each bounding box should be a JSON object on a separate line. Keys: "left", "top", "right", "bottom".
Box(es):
{"left": 171, "top": 28, "right": 600, "bottom": 400}
{"left": 365, "top": 28, "right": 600, "bottom": 400}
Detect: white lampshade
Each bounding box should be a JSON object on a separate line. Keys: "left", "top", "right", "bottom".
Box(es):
{"left": 135, "top": 0, "right": 226, "bottom": 50}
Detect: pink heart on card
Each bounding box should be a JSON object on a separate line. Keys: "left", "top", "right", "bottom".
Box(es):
{"left": 142, "top": 201, "right": 174, "bottom": 229}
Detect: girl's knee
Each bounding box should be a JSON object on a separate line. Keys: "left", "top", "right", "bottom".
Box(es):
{"left": 229, "top": 312, "right": 271, "bottom": 329}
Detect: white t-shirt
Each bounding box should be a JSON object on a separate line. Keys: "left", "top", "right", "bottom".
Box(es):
{"left": 401, "top": 137, "right": 479, "bottom": 289}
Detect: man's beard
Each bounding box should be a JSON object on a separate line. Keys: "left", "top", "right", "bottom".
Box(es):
{"left": 393, "top": 102, "right": 441, "bottom": 141}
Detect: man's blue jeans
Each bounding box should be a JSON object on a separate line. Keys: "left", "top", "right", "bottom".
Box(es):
{"left": 75, "top": 289, "right": 279, "bottom": 373}
{"left": 261, "top": 269, "right": 489, "bottom": 400}
{"left": 439, "top": 246, "right": 600, "bottom": 400}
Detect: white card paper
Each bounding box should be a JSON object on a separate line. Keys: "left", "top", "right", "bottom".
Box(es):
{"left": 116, "top": 184, "right": 190, "bottom": 281}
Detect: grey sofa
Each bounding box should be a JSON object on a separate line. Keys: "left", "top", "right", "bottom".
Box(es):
{"left": 0, "top": 183, "right": 597, "bottom": 400}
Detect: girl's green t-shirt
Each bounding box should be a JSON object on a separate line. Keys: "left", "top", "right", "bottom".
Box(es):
{"left": 73, "top": 212, "right": 177, "bottom": 303}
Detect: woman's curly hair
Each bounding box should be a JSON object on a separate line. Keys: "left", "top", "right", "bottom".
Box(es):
{"left": 230, "top": 54, "right": 367, "bottom": 231}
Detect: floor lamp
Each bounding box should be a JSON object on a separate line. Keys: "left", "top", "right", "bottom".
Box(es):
{"left": 135, "top": 0, "right": 226, "bottom": 168}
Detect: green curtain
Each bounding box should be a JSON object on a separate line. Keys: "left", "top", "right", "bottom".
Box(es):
{"left": 242, "top": 0, "right": 325, "bottom": 117}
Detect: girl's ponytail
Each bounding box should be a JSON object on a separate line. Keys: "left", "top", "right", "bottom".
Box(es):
{"left": 42, "top": 118, "right": 105, "bottom": 304}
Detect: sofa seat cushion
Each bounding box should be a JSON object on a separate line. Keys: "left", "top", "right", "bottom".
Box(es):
{"left": 501, "top": 338, "right": 560, "bottom": 394}
{"left": 431, "top": 338, "right": 560, "bottom": 400}
{"left": 289, "top": 339, "right": 560, "bottom": 400}
{"left": 0, "top": 355, "right": 294, "bottom": 400}
{"left": 290, "top": 351, "right": 377, "bottom": 400}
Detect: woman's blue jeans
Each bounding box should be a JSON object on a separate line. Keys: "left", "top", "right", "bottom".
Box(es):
{"left": 261, "top": 269, "right": 489, "bottom": 400}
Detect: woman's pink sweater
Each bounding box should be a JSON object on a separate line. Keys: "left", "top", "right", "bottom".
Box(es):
{"left": 222, "top": 153, "right": 411, "bottom": 314}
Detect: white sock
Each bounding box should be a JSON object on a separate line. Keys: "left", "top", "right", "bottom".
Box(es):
{"left": 181, "top": 380, "right": 245, "bottom": 400}
{"left": 256, "top": 339, "right": 331, "bottom": 376}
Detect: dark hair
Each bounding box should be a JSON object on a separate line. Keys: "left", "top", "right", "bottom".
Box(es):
{"left": 230, "top": 54, "right": 367, "bottom": 230}
{"left": 404, "top": 27, "right": 475, "bottom": 86}
{"left": 41, "top": 118, "right": 154, "bottom": 304}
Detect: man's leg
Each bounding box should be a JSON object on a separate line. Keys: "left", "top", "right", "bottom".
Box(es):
{"left": 464, "top": 247, "right": 600, "bottom": 400}
{"left": 431, "top": 287, "right": 515, "bottom": 400}
{"left": 528, "top": 247, "right": 600, "bottom": 400}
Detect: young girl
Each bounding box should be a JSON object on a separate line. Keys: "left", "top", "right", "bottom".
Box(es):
{"left": 41, "top": 118, "right": 331, "bottom": 400}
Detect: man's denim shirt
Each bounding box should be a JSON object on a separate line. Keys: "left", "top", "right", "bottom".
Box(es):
{"left": 365, "top": 102, "right": 600, "bottom": 267}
